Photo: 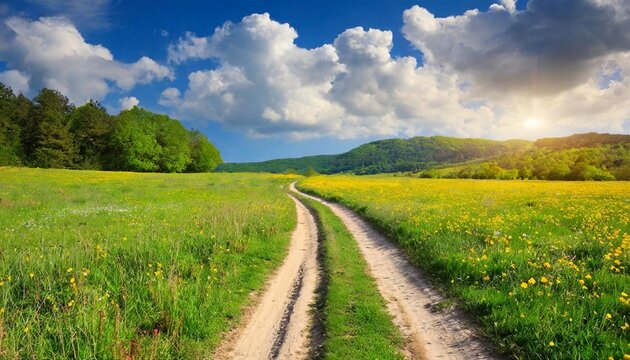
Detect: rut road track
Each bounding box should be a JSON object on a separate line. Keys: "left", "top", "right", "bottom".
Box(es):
{"left": 214, "top": 195, "right": 319, "bottom": 360}
{"left": 291, "top": 183, "right": 500, "bottom": 360}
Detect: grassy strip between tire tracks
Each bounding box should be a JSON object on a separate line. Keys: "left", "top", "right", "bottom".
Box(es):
{"left": 298, "top": 195, "right": 404, "bottom": 360}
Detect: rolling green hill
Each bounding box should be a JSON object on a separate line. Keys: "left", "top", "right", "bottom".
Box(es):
{"left": 216, "top": 136, "right": 533, "bottom": 174}
{"left": 218, "top": 132, "right": 629, "bottom": 180}
{"left": 418, "top": 133, "right": 630, "bottom": 180}
{"left": 216, "top": 154, "right": 336, "bottom": 174}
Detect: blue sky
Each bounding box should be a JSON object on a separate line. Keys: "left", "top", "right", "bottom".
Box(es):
{"left": 1, "top": 0, "right": 628, "bottom": 162}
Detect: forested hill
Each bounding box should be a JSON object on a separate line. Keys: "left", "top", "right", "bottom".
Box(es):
{"left": 534, "top": 132, "right": 630, "bottom": 150}
{"left": 419, "top": 132, "right": 630, "bottom": 180}
{"left": 216, "top": 136, "right": 533, "bottom": 174}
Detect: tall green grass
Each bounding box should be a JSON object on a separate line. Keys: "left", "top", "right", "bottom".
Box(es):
{"left": 0, "top": 168, "right": 297, "bottom": 359}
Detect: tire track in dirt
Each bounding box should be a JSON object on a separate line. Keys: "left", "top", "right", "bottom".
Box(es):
{"left": 214, "top": 196, "right": 319, "bottom": 360}
{"left": 291, "top": 183, "right": 501, "bottom": 360}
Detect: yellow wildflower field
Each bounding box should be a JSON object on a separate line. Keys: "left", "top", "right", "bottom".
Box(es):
{"left": 299, "top": 175, "right": 629, "bottom": 359}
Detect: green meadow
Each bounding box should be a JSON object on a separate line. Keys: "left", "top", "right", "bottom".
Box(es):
{"left": 0, "top": 168, "right": 297, "bottom": 359}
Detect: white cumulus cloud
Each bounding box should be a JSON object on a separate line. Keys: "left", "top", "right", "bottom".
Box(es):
{"left": 119, "top": 96, "right": 139, "bottom": 110}
{"left": 163, "top": 1, "right": 630, "bottom": 140}
{"left": 0, "top": 16, "right": 173, "bottom": 104}
{"left": 0, "top": 69, "right": 29, "bottom": 94}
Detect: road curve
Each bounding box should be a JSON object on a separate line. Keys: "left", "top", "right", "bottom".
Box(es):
{"left": 291, "top": 183, "right": 500, "bottom": 360}
{"left": 214, "top": 195, "right": 319, "bottom": 360}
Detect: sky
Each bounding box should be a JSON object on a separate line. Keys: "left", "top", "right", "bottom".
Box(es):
{"left": 0, "top": 0, "right": 629, "bottom": 162}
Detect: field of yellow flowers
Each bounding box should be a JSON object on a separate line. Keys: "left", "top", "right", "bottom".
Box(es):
{"left": 299, "top": 176, "right": 629, "bottom": 360}
{"left": 0, "top": 168, "right": 297, "bottom": 359}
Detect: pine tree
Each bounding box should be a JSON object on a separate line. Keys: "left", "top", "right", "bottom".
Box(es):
{"left": 0, "top": 83, "right": 22, "bottom": 165}
{"left": 69, "top": 100, "right": 112, "bottom": 169}
{"left": 31, "top": 89, "right": 76, "bottom": 168}
{"left": 34, "top": 120, "right": 77, "bottom": 168}
{"left": 15, "top": 93, "right": 34, "bottom": 163}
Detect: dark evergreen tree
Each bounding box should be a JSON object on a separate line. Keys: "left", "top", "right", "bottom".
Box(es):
{"left": 69, "top": 100, "right": 112, "bottom": 169}
{"left": 31, "top": 89, "right": 76, "bottom": 168}
{"left": 34, "top": 120, "right": 78, "bottom": 168}
{"left": 0, "top": 84, "right": 22, "bottom": 165}
{"left": 15, "top": 93, "right": 33, "bottom": 163}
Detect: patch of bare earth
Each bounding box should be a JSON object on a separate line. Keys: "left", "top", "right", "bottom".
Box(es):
{"left": 214, "top": 196, "right": 319, "bottom": 360}
{"left": 292, "top": 184, "right": 501, "bottom": 360}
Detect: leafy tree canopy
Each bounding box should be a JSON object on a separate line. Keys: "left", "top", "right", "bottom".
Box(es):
{"left": 0, "top": 83, "right": 222, "bottom": 173}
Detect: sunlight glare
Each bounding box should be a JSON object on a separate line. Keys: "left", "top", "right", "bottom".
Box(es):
{"left": 523, "top": 118, "right": 541, "bottom": 129}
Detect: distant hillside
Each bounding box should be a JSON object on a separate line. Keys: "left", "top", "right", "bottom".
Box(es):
{"left": 216, "top": 136, "right": 533, "bottom": 174}
{"left": 216, "top": 154, "right": 336, "bottom": 174}
{"left": 535, "top": 132, "right": 630, "bottom": 150}
{"left": 417, "top": 133, "right": 630, "bottom": 181}
{"left": 332, "top": 137, "right": 532, "bottom": 174}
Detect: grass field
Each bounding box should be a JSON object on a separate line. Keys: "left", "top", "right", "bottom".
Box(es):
{"left": 298, "top": 176, "right": 630, "bottom": 360}
{"left": 299, "top": 196, "right": 403, "bottom": 359}
{"left": 0, "top": 168, "right": 297, "bottom": 359}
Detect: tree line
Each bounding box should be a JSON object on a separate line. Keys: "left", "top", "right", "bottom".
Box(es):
{"left": 0, "top": 83, "right": 221, "bottom": 172}
{"left": 417, "top": 142, "right": 629, "bottom": 181}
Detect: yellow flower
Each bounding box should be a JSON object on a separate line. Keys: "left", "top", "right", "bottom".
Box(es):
{"left": 578, "top": 279, "right": 585, "bottom": 286}
{"left": 69, "top": 277, "right": 75, "bottom": 284}
{"left": 67, "top": 267, "right": 73, "bottom": 273}
{"left": 605, "top": 313, "right": 612, "bottom": 319}
{"left": 623, "top": 354, "right": 630, "bottom": 360}
{"left": 622, "top": 292, "right": 628, "bottom": 297}
{"left": 520, "top": 282, "right": 528, "bottom": 289}
{"left": 29, "top": 272, "right": 35, "bottom": 278}
{"left": 540, "top": 276, "right": 549, "bottom": 284}
{"left": 543, "top": 262, "right": 551, "bottom": 268}
{"left": 482, "top": 275, "right": 490, "bottom": 281}
{"left": 585, "top": 274, "right": 592, "bottom": 279}
{"left": 549, "top": 341, "right": 555, "bottom": 347}
{"left": 621, "top": 322, "right": 628, "bottom": 331}
{"left": 520, "top": 313, "right": 525, "bottom": 318}
{"left": 528, "top": 277, "right": 536, "bottom": 285}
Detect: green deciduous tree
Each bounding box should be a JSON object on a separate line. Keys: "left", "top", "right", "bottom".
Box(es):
{"left": 108, "top": 108, "right": 161, "bottom": 172}
{"left": 155, "top": 114, "right": 191, "bottom": 172}
{"left": 186, "top": 130, "right": 222, "bottom": 172}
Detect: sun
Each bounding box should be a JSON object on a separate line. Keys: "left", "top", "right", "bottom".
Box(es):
{"left": 523, "top": 118, "right": 542, "bottom": 129}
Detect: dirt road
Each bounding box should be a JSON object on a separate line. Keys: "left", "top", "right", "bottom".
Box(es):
{"left": 291, "top": 183, "right": 499, "bottom": 360}
{"left": 214, "top": 196, "right": 319, "bottom": 360}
